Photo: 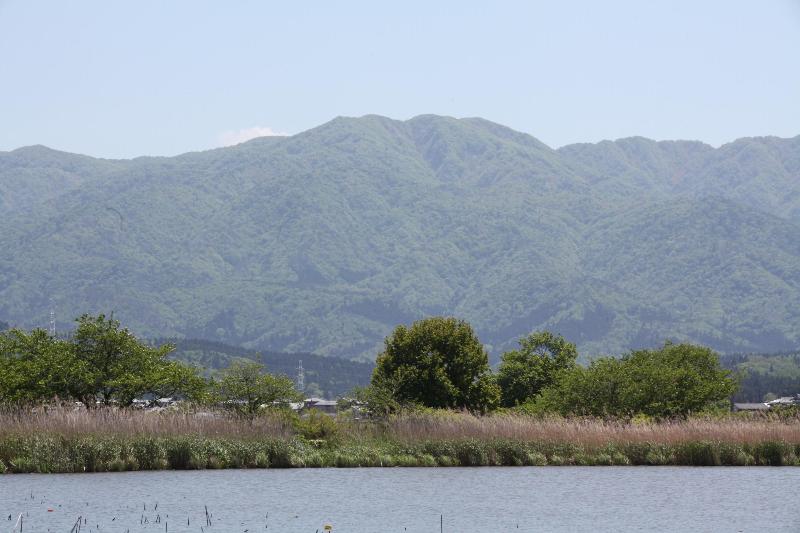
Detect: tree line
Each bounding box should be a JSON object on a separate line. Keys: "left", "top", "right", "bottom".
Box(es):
{"left": 363, "top": 316, "right": 738, "bottom": 418}
{"left": 0, "top": 315, "right": 300, "bottom": 417}
{"left": 1, "top": 314, "right": 739, "bottom": 419}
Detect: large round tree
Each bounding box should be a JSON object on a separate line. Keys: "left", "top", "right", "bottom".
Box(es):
{"left": 497, "top": 330, "right": 578, "bottom": 407}
{"left": 372, "top": 317, "right": 499, "bottom": 412}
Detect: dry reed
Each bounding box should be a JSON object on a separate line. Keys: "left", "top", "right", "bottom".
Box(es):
{"left": 1, "top": 407, "right": 799, "bottom": 471}
{"left": 2, "top": 407, "right": 798, "bottom": 447}
{"left": 0, "top": 406, "right": 292, "bottom": 439}
{"left": 382, "top": 411, "right": 800, "bottom": 447}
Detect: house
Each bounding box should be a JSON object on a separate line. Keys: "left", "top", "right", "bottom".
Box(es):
{"left": 766, "top": 394, "right": 800, "bottom": 407}
{"left": 131, "top": 397, "right": 180, "bottom": 410}
{"left": 732, "top": 402, "right": 770, "bottom": 412}
{"left": 337, "top": 397, "right": 368, "bottom": 419}
{"left": 301, "top": 397, "right": 338, "bottom": 415}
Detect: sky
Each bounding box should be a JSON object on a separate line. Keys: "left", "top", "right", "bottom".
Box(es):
{"left": 1, "top": 1, "right": 799, "bottom": 158}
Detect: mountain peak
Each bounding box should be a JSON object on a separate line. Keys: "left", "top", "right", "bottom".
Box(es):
{"left": 8, "top": 144, "right": 63, "bottom": 156}
{"left": 1, "top": 117, "right": 799, "bottom": 360}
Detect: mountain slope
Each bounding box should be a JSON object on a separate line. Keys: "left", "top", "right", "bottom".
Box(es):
{"left": 0, "top": 146, "right": 121, "bottom": 217}
{"left": 1, "top": 116, "right": 798, "bottom": 360}
{"left": 166, "top": 338, "right": 373, "bottom": 398}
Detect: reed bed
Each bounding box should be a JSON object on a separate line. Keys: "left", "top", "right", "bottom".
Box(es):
{"left": 0, "top": 406, "right": 292, "bottom": 439}
{"left": 1, "top": 407, "right": 798, "bottom": 472}
{"left": 381, "top": 411, "right": 800, "bottom": 447}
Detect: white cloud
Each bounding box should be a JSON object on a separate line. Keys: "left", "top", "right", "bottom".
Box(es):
{"left": 217, "top": 126, "right": 288, "bottom": 147}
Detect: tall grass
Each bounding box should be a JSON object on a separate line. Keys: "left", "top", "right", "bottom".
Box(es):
{"left": 381, "top": 411, "right": 800, "bottom": 447}
{"left": 0, "top": 406, "right": 292, "bottom": 439}
{"left": 0, "top": 407, "right": 798, "bottom": 472}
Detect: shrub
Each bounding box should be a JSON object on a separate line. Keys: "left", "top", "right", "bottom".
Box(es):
{"left": 165, "top": 438, "right": 195, "bottom": 469}
{"left": 206, "top": 455, "right": 225, "bottom": 469}
{"left": 264, "top": 440, "right": 295, "bottom": 468}
{"left": 526, "top": 451, "right": 548, "bottom": 466}
{"left": 592, "top": 453, "right": 614, "bottom": 466}
{"left": 494, "top": 441, "right": 529, "bottom": 466}
{"left": 454, "top": 440, "right": 488, "bottom": 466}
{"left": 254, "top": 452, "right": 270, "bottom": 468}
{"left": 334, "top": 451, "right": 361, "bottom": 468}
{"left": 9, "top": 457, "right": 36, "bottom": 473}
{"left": 755, "top": 441, "right": 788, "bottom": 466}
{"left": 674, "top": 442, "right": 720, "bottom": 466}
{"left": 435, "top": 455, "right": 459, "bottom": 467}
{"left": 644, "top": 449, "right": 670, "bottom": 466}
{"left": 131, "top": 438, "right": 168, "bottom": 470}
{"left": 108, "top": 458, "right": 128, "bottom": 472}
{"left": 294, "top": 411, "right": 339, "bottom": 441}
{"left": 394, "top": 454, "right": 420, "bottom": 467}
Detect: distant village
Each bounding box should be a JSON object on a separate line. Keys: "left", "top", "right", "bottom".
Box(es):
{"left": 733, "top": 394, "right": 800, "bottom": 412}
{"left": 130, "top": 395, "right": 342, "bottom": 415}
{"left": 130, "top": 360, "right": 800, "bottom": 417}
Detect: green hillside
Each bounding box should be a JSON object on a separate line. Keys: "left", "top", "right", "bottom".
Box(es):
{"left": 721, "top": 351, "right": 800, "bottom": 402}
{"left": 1, "top": 115, "right": 798, "bottom": 361}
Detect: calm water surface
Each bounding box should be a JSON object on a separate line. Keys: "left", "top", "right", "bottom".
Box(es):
{"left": 1, "top": 467, "right": 797, "bottom": 532}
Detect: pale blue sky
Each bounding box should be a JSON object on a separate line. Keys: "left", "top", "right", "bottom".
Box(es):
{"left": 1, "top": 1, "right": 799, "bottom": 158}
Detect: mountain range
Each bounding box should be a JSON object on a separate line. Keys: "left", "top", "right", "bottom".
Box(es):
{"left": 1, "top": 115, "right": 799, "bottom": 361}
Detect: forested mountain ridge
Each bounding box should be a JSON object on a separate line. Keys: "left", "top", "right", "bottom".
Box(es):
{"left": 1, "top": 115, "right": 798, "bottom": 361}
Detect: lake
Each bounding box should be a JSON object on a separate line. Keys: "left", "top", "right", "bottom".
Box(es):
{"left": 1, "top": 467, "right": 798, "bottom": 532}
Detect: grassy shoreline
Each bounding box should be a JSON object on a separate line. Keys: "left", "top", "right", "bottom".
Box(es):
{"left": 1, "top": 408, "right": 798, "bottom": 473}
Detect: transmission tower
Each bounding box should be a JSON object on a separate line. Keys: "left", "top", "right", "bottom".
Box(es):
{"left": 49, "top": 299, "right": 56, "bottom": 337}
{"left": 296, "top": 360, "right": 305, "bottom": 393}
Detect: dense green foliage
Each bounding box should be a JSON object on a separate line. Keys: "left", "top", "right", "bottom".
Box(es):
{"left": 534, "top": 342, "right": 738, "bottom": 418}
{"left": 497, "top": 331, "right": 577, "bottom": 407}
{"left": 2, "top": 434, "right": 798, "bottom": 473}
{"left": 364, "top": 319, "right": 737, "bottom": 417}
{"left": 0, "top": 329, "right": 78, "bottom": 404}
{"left": 0, "top": 315, "right": 206, "bottom": 405}
{"left": 1, "top": 116, "right": 799, "bottom": 360}
{"left": 0, "top": 313, "right": 746, "bottom": 420}
{"left": 372, "top": 317, "right": 500, "bottom": 411}
{"left": 214, "top": 361, "right": 300, "bottom": 418}
{"left": 71, "top": 314, "right": 206, "bottom": 406}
